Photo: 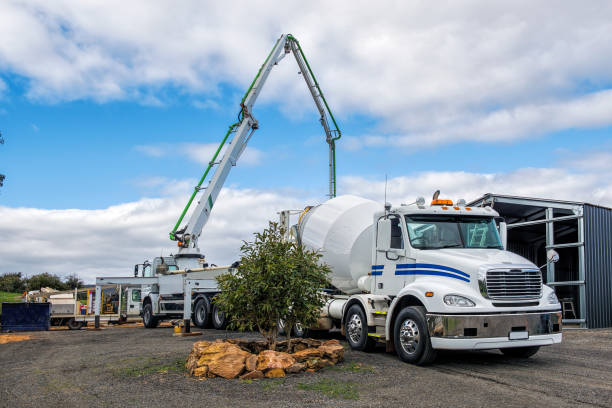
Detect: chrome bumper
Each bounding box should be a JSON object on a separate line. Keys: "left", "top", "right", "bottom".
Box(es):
{"left": 427, "top": 311, "right": 562, "bottom": 339}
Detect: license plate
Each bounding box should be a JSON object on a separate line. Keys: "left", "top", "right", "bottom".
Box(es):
{"left": 509, "top": 331, "right": 529, "bottom": 340}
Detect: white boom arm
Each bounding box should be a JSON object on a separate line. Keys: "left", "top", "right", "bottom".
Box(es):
{"left": 175, "top": 34, "right": 340, "bottom": 252}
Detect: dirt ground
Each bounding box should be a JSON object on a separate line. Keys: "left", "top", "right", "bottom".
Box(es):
{"left": 1, "top": 325, "right": 610, "bottom": 408}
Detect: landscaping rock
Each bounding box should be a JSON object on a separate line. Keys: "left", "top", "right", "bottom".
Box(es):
{"left": 286, "top": 362, "right": 306, "bottom": 373}
{"left": 245, "top": 355, "right": 258, "bottom": 372}
{"left": 240, "top": 370, "right": 264, "bottom": 380}
{"left": 265, "top": 368, "right": 286, "bottom": 378}
{"left": 318, "top": 339, "right": 344, "bottom": 363}
{"left": 196, "top": 342, "right": 251, "bottom": 379}
{"left": 192, "top": 366, "right": 209, "bottom": 378}
{"left": 257, "top": 350, "right": 296, "bottom": 372}
{"left": 291, "top": 347, "right": 323, "bottom": 362}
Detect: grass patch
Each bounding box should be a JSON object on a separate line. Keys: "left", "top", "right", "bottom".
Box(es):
{"left": 298, "top": 379, "right": 359, "bottom": 400}
{"left": 328, "top": 362, "right": 374, "bottom": 373}
{"left": 0, "top": 292, "right": 22, "bottom": 315}
{"left": 112, "top": 357, "right": 185, "bottom": 378}
{"left": 261, "top": 379, "right": 284, "bottom": 390}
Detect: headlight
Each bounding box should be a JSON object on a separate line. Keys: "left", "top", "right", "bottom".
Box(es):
{"left": 547, "top": 291, "right": 559, "bottom": 305}
{"left": 443, "top": 294, "right": 475, "bottom": 307}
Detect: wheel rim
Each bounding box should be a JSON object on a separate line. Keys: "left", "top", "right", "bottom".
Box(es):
{"left": 214, "top": 308, "right": 223, "bottom": 325}
{"left": 144, "top": 307, "right": 150, "bottom": 324}
{"left": 294, "top": 323, "right": 304, "bottom": 337}
{"left": 347, "top": 313, "right": 363, "bottom": 344}
{"left": 399, "top": 319, "right": 420, "bottom": 355}
{"left": 197, "top": 304, "right": 206, "bottom": 324}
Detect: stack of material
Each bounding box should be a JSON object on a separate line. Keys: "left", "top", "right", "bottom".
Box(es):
{"left": 185, "top": 338, "right": 344, "bottom": 379}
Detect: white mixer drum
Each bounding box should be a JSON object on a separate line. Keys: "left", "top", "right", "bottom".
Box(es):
{"left": 299, "top": 195, "right": 381, "bottom": 294}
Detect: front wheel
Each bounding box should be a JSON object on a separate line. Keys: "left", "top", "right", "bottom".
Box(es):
{"left": 67, "top": 318, "right": 83, "bottom": 330}
{"left": 142, "top": 303, "right": 159, "bottom": 328}
{"left": 393, "top": 306, "right": 436, "bottom": 365}
{"left": 344, "top": 305, "right": 375, "bottom": 351}
{"left": 500, "top": 346, "right": 540, "bottom": 358}
{"left": 211, "top": 302, "right": 227, "bottom": 330}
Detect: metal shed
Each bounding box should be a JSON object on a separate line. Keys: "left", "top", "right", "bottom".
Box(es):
{"left": 468, "top": 194, "right": 612, "bottom": 329}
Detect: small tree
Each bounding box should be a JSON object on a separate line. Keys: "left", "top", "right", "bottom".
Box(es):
{"left": 26, "top": 273, "right": 67, "bottom": 291}
{"left": 215, "top": 222, "right": 330, "bottom": 350}
{"left": 0, "top": 272, "right": 26, "bottom": 293}
{"left": 64, "top": 273, "right": 83, "bottom": 290}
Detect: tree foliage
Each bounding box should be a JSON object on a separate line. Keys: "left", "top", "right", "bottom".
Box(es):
{"left": 0, "top": 272, "right": 26, "bottom": 293}
{"left": 215, "top": 222, "right": 330, "bottom": 350}
{"left": 64, "top": 273, "right": 84, "bottom": 289}
{"left": 25, "top": 273, "right": 67, "bottom": 291}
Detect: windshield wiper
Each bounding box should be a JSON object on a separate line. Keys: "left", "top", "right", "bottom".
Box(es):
{"left": 438, "top": 244, "right": 463, "bottom": 249}
{"left": 484, "top": 245, "right": 503, "bottom": 249}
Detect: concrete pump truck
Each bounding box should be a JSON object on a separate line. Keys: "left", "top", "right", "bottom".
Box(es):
{"left": 94, "top": 34, "right": 342, "bottom": 333}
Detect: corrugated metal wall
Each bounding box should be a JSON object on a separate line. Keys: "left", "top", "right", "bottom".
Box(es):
{"left": 584, "top": 204, "right": 612, "bottom": 329}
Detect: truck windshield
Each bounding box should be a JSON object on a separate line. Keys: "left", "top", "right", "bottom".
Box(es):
{"left": 405, "top": 215, "right": 503, "bottom": 250}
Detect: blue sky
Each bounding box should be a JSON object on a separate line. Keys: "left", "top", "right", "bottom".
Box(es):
{"left": 1, "top": 1, "right": 611, "bottom": 280}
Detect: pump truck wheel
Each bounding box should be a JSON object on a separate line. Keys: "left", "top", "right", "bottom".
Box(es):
{"left": 193, "top": 297, "right": 210, "bottom": 329}
{"left": 500, "top": 346, "right": 540, "bottom": 358}
{"left": 345, "top": 304, "right": 376, "bottom": 351}
{"left": 211, "top": 302, "right": 227, "bottom": 330}
{"left": 393, "top": 306, "right": 436, "bottom": 365}
{"left": 67, "top": 318, "right": 83, "bottom": 330}
{"left": 142, "top": 303, "right": 159, "bottom": 328}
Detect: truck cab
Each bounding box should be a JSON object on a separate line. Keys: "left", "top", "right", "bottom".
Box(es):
{"left": 360, "top": 199, "right": 562, "bottom": 363}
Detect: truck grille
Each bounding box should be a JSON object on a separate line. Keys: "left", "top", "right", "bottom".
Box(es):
{"left": 485, "top": 269, "right": 542, "bottom": 300}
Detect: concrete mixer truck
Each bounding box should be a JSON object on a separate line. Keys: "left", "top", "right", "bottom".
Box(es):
{"left": 279, "top": 194, "right": 562, "bottom": 365}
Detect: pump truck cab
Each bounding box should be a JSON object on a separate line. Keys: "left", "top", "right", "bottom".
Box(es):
{"left": 281, "top": 194, "right": 562, "bottom": 365}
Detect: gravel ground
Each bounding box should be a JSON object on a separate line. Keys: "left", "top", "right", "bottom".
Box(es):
{"left": 1, "top": 325, "right": 610, "bottom": 408}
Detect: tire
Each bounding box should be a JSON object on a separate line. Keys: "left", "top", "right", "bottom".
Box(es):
{"left": 193, "top": 298, "right": 210, "bottom": 329}
{"left": 211, "top": 302, "right": 227, "bottom": 330}
{"left": 277, "top": 319, "right": 287, "bottom": 336}
{"left": 393, "top": 306, "right": 436, "bottom": 365}
{"left": 344, "top": 304, "right": 375, "bottom": 351}
{"left": 142, "top": 303, "right": 159, "bottom": 328}
{"left": 500, "top": 346, "right": 540, "bottom": 358}
{"left": 67, "top": 318, "right": 83, "bottom": 330}
{"left": 293, "top": 322, "right": 309, "bottom": 338}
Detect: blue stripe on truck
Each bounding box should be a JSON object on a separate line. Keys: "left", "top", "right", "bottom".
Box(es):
{"left": 394, "top": 269, "right": 470, "bottom": 283}
{"left": 395, "top": 263, "right": 470, "bottom": 278}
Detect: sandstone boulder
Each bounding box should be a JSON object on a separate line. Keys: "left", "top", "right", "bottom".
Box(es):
{"left": 240, "top": 370, "right": 264, "bottom": 380}
{"left": 286, "top": 362, "right": 306, "bottom": 373}
{"left": 257, "top": 350, "right": 296, "bottom": 372}
{"left": 265, "top": 368, "right": 286, "bottom": 378}
{"left": 196, "top": 342, "right": 251, "bottom": 379}
{"left": 291, "top": 348, "right": 323, "bottom": 362}
{"left": 245, "top": 355, "right": 258, "bottom": 372}
{"left": 318, "top": 340, "right": 344, "bottom": 363}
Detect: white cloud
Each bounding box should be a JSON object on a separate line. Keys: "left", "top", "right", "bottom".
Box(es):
{"left": 0, "top": 187, "right": 304, "bottom": 283}
{"left": 1, "top": 1, "right": 612, "bottom": 145}
{"left": 135, "top": 142, "right": 264, "bottom": 166}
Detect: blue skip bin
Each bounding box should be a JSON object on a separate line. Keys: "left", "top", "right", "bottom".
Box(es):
{"left": 1, "top": 302, "right": 50, "bottom": 331}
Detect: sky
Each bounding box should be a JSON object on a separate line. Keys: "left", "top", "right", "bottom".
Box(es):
{"left": 1, "top": 1, "right": 611, "bottom": 282}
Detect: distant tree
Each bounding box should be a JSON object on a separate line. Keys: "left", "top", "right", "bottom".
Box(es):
{"left": 64, "top": 273, "right": 83, "bottom": 289}
{"left": 26, "top": 273, "right": 67, "bottom": 291}
{"left": 215, "top": 222, "right": 330, "bottom": 350}
{"left": 0, "top": 272, "right": 26, "bottom": 293}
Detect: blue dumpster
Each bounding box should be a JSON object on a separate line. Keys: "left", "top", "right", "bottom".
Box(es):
{"left": 1, "top": 302, "right": 50, "bottom": 331}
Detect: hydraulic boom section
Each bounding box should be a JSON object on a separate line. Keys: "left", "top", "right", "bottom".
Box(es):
{"left": 170, "top": 34, "right": 341, "bottom": 254}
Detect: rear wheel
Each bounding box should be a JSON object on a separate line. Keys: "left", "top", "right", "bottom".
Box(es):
{"left": 211, "top": 302, "right": 227, "bottom": 330}
{"left": 67, "top": 318, "right": 83, "bottom": 330}
{"left": 344, "top": 304, "right": 375, "bottom": 351}
{"left": 293, "top": 322, "right": 309, "bottom": 338}
{"left": 500, "top": 346, "right": 540, "bottom": 358}
{"left": 393, "top": 306, "right": 436, "bottom": 365}
{"left": 193, "top": 298, "right": 210, "bottom": 329}
{"left": 142, "top": 303, "right": 159, "bottom": 328}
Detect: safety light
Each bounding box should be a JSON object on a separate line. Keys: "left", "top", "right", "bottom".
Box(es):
{"left": 425, "top": 291, "right": 434, "bottom": 297}
{"left": 431, "top": 199, "right": 453, "bottom": 206}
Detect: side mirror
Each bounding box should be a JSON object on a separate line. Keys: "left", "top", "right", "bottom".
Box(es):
{"left": 495, "top": 217, "right": 507, "bottom": 250}
{"left": 134, "top": 265, "right": 139, "bottom": 277}
{"left": 547, "top": 249, "right": 560, "bottom": 263}
{"left": 377, "top": 219, "right": 391, "bottom": 252}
